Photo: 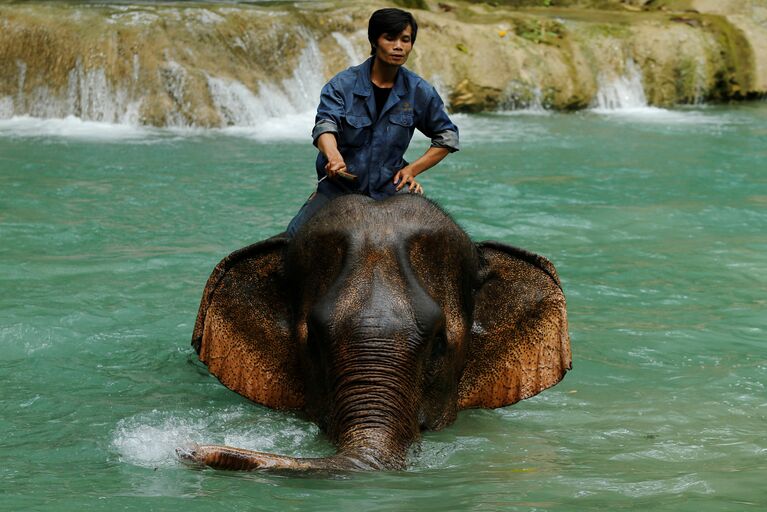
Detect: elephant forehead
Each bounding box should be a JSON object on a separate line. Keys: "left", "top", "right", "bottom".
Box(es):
{"left": 308, "top": 194, "right": 457, "bottom": 234}
{"left": 335, "top": 270, "right": 413, "bottom": 324}
{"left": 338, "top": 244, "right": 411, "bottom": 307}
{"left": 306, "top": 236, "right": 443, "bottom": 333}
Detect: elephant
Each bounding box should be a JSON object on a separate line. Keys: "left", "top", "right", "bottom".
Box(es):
{"left": 180, "top": 194, "right": 571, "bottom": 471}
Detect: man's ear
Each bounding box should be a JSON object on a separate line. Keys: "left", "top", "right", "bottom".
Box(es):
{"left": 192, "top": 235, "right": 304, "bottom": 410}
{"left": 458, "top": 242, "right": 571, "bottom": 409}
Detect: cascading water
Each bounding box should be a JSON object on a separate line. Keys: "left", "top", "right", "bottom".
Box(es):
{"left": 592, "top": 59, "right": 649, "bottom": 112}
{"left": 500, "top": 80, "right": 548, "bottom": 113}
{"left": 0, "top": 4, "right": 365, "bottom": 135}
{"left": 331, "top": 31, "right": 366, "bottom": 68}
{"left": 689, "top": 57, "right": 708, "bottom": 105}
{"left": 206, "top": 37, "right": 326, "bottom": 130}
{"left": 66, "top": 58, "right": 141, "bottom": 124}
{"left": 589, "top": 58, "right": 713, "bottom": 124}
{"left": 205, "top": 33, "right": 368, "bottom": 139}
{"left": 0, "top": 31, "right": 347, "bottom": 136}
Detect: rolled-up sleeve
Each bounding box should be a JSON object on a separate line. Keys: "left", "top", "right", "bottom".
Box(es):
{"left": 312, "top": 80, "right": 345, "bottom": 145}
{"left": 418, "top": 85, "right": 460, "bottom": 153}
{"left": 430, "top": 129, "right": 460, "bottom": 152}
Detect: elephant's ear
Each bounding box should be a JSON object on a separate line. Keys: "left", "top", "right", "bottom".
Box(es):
{"left": 192, "top": 235, "right": 304, "bottom": 410}
{"left": 458, "top": 241, "right": 571, "bottom": 409}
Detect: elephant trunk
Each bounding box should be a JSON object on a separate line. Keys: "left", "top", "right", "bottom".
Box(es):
{"left": 178, "top": 424, "right": 414, "bottom": 472}
{"left": 176, "top": 444, "right": 398, "bottom": 472}
{"left": 179, "top": 337, "right": 422, "bottom": 472}
{"left": 328, "top": 337, "right": 421, "bottom": 469}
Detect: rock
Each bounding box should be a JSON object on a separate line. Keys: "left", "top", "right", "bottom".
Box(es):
{"left": 0, "top": 0, "right": 764, "bottom": 125}
{"left": 449, "top": 79, "right": 504, "bottom": 112}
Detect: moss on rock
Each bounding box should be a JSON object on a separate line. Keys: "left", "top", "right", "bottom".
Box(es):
{"left": 0, "top": 0, "right": 764, "bottom": 124}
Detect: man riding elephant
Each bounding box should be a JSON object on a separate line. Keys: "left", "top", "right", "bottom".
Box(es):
{"left": 287, "top": 8, "right": 460, "bottom": 236}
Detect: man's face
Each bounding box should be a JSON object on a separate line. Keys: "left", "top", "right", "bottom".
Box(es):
{"left": 375, "top": 25, "right": 413, "bottom": 66}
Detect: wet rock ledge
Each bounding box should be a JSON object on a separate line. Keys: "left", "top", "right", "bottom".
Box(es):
{"left": 0, "top": 0, "right": 765, "bottom": 125}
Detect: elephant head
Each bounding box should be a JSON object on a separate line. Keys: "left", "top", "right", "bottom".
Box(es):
{"left": 182, "top": 194, "right": 570, "bottom": 471}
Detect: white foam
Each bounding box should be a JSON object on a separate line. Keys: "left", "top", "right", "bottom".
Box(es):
{"left": 590, "top": 106, "right": 732, "bottom": 127}
{"left": 112, "top": 407, "right": 325, "bottom": 469}
{"left": 0, "top": 115, "right": 154, "bottom": 141}
{"left": 217, "top": 111, "right": 315, "bottom": 141}
{"left": 112, "top": 414, "right": 208, "bottom": 468}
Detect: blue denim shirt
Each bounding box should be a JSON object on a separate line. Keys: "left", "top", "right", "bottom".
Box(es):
{"left": 311, "top": 58, "right": 459, "bottom": 200}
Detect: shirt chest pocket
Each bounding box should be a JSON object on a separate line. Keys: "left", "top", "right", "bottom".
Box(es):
{"left": 341, "top": 115, "right": 373, "bottom": 147}
{"left": 387, "top": 112, "right": 414, "bottom": 148}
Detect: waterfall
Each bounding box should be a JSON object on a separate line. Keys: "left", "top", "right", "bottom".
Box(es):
{"left": 690, "top": 58, "right": 708, "bottom": 105}
{"left": 589, "top": 58, "right": 713, "bottom": 124}
{"left": 523, "top": 87, "right": 546, "bottom": 113}
{"left": 67, "top": 58, "right": 140, "bottom": 124}
{"left": 592, "top": 59, "right": 649, "bottom": 111}
{"left": 1, "top": 29, "right": 328, "bottom": 137}
{"left": 205, "top": 35, "right": 325, "bottom": 138}
{"left": 331, "top": 31, "right": 365, "bottom": 66}
{"left": 0, "top": 2, "right": 342, "bottom": 137}
{"left": 500, "top": 81, "right": 548, "bottom": 113}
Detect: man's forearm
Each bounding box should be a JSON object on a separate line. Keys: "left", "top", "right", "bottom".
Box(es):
{"left": 316, "top": 132, "right": 341, "bottom": 161}
{"left": 409, "top": 146, "right": 450, "bottom": 176}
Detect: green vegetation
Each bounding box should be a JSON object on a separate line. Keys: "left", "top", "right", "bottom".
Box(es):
{"left": 393, "top": 0, "right": 430, "bottom": 10}
{"left": 581, "top": 22, "right": 631, "bottom": 38}
{"left": 513, "top": 17, "right": 565, "bottom": 44}
{"left": 700, "top": 14, "right": 755, "bottom": 99}
{"left": 468, "top": 0, "right": 633, "bottom": 8}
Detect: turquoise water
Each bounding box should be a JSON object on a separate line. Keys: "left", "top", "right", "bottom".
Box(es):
{"left": 1, "top": 105, "right": 765, "bottom": 511}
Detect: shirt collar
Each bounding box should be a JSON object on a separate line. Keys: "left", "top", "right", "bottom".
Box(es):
{"left": 353, "top": 57, "right": 409, "bottom": 97}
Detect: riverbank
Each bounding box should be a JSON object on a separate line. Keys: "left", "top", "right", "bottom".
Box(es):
{"left": 0, "top": 0, "right": 764, "bottom": 125}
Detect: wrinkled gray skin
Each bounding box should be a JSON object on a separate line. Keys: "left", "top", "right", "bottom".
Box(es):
{"left": 182, "top": 194, "right": 571, "bottom": 471}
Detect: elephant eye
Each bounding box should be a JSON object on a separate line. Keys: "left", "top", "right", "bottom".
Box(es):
{"left": 431, "top": 333, "right": 447, "bottom": 359}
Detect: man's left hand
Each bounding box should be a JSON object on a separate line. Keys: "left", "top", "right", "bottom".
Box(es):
{"left": 393, "top": 166, "right": 424, "bottom": 195}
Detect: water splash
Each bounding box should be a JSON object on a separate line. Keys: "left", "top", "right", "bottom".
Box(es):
{"left": 111, "top": 406, "right": 327, "bottom": 469}
{"left": 112, "top": 413, "right": 209, "bottom": 468}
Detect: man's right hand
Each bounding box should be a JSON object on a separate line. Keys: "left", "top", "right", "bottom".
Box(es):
{"left": 324, "top": 154, "right": 355, "bottom": 180}
{"left": 317, "top": 132, "right": 356, "bottom": 181}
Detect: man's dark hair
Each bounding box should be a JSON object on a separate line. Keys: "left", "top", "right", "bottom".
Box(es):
{"left": 367, "top": 8, "right": 418, "bottom": 56}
